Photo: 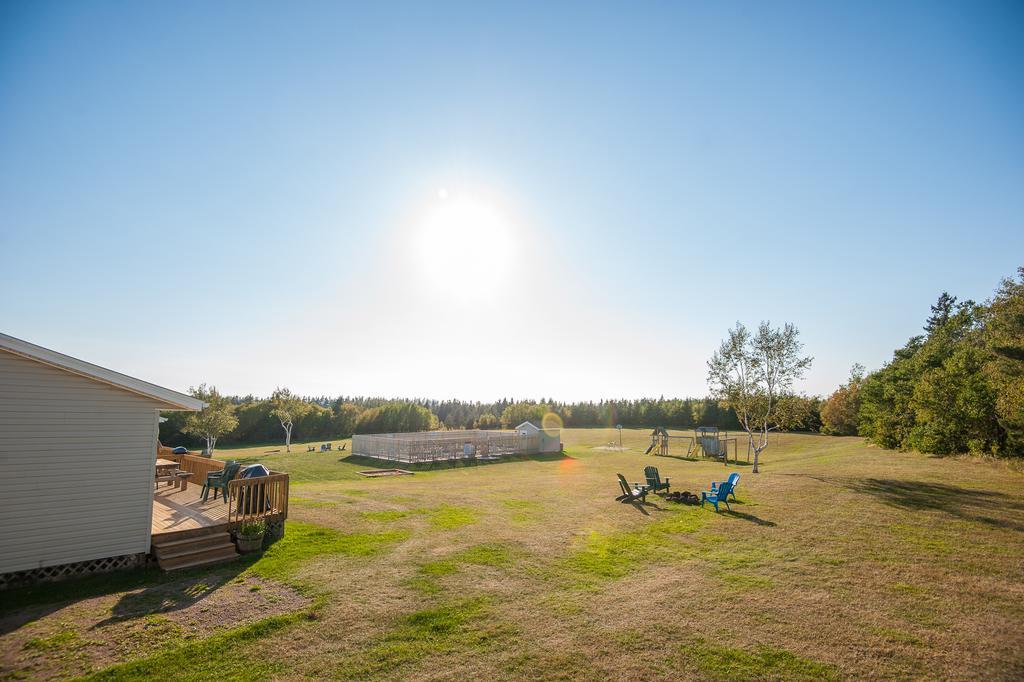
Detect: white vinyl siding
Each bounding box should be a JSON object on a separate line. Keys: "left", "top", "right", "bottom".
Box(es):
{"left": 0, "top": 350, "right": 163, "bottom": 574}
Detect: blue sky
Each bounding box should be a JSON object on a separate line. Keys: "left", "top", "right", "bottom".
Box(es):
{"left": 1, "top": 1, "right": 1022, "bottom": 401}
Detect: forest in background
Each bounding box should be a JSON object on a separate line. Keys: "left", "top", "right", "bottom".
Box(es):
{"left": 162, "top": 266, "right": 1023, "bottom": 459}
{"left": 159, "top": 395, "right": 766, "bottom": 448}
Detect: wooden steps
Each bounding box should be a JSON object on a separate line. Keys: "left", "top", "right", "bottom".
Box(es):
{"left": 152, "top": 530, "right": 238, "bottom": 571}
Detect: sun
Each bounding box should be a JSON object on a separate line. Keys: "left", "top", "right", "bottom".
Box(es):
{"left": 413, "top": 191, "right": 516, "bottom": 299}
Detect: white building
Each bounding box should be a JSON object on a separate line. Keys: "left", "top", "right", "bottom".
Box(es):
{"left": 0, "top": 333, "right": 204, "bottom": 580}
{"left": 515, "top": 421, "right": 562, "bottom": 453}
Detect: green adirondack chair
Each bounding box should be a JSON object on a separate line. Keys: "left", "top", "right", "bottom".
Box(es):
{"left": 202, "top": 461, "right": 242, "bottom": 503}
{"left": 643, "top": 466, "right": 670, "bottom": 494}
{"left": 616, "top": 474, "right": 647, "bottom": 503}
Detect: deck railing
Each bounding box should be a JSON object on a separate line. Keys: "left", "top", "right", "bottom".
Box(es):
{"left": 226, "top": 474, "right": 290, "bottom": 527}
{"left": 164, "top": 453, "right": 289, "bottom": 527}
{"left": 167, "top": 453, "right": 226, "bottom": 484}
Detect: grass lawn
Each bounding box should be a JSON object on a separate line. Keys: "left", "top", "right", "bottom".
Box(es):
{"left": 3, "top": 429, "right": 1023, "bottom": 680}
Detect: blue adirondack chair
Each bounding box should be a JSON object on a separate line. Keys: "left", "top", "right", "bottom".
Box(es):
{"left": 701, "top": 476, "right": 735, "bottom": 512}
{"left": 710, "top": 473, "right": 740, "bottom": 501}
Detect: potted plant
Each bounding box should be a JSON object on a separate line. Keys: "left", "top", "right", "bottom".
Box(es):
{"left": 235, "top": 520, "right": 266, "bottom": 553}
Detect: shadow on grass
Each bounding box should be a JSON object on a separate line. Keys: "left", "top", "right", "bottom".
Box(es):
{"left": 626, "top": 500, "right": 652, "bottom": 516}
{"left": 846, "top": 478, "right": 1024, "bottom": 532}
{"left": 96, "top": 559, "right": 261, "bottom": 627}
{"left": 0, "top": 555, "right": 260, "bottom": 636}
{"left": 338, "top": 451, "right": 574, "bottom": 472}
{"left": 721, "top": 510, "right": 777, "bottom": 527}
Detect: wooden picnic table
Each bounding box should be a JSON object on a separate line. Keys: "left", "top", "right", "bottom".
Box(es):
{"left": 155, "top": 458, "right": 191, "bottom": 490}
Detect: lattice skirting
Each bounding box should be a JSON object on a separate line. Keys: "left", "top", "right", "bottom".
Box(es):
{"left": 0, "top": 553, "right": 147, "bottom": 590}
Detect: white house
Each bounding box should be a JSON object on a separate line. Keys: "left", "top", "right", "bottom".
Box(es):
{"left": 0, "top": 333, "right": 204, "bottom": 580}
{"left": 515, "top": 420, "right": 562, "bottom": 453}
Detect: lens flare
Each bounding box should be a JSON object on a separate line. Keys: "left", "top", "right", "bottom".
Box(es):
{"left": 541, "top": 411, "right": 563, "bottom": 436}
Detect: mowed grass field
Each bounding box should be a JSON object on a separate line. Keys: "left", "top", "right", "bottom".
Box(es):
{"left": 3, "top": 429, "right": 1023, "bottom": 680}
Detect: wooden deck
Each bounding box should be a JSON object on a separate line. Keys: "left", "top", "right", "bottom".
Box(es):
{"left": 152, "top": 483, "right": 229, "bottom": 538}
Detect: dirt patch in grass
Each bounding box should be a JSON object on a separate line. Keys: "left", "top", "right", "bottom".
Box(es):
{"left": 410, "top": 543, "right": 518, "bottom": 594}
{"left": 0, "top": 571, "right": 309, "bottom": 681}
{"left": 291, "top": 496, "right": 345, "bottom": 508}
{"left": 357, "top": 504, "right": 479, "bottom": 529}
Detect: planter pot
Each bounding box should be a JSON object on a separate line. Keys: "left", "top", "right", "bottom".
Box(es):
{"left": 236, "top": 533, "right": 264, "bottom": 554}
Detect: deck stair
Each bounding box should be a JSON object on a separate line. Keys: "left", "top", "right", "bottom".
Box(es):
{"left": 152, "top": 530, "right": 238, "bottom": 571}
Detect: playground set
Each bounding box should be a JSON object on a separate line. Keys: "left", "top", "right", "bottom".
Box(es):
{"left": 645, "top": 426, "right": 745, "bottom": 463}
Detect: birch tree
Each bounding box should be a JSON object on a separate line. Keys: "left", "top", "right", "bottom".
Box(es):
{"left": 707, "top": 322, "right": 813, "bottom": 473}
{"left": 270, "top": 387, "right": 311, "bottom": 452}
{"left": 182, "top": 384, "right": 238, "bottom": 455}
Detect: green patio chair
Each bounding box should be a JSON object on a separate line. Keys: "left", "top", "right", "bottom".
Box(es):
{"left": 201, "top": 461, "right": 242, "bottom": 503}
{"left": 615, "top": 474, "right": 648, "bottom": 504}
{"left": 643, "top": 466, "right": 671, "bottom": 494}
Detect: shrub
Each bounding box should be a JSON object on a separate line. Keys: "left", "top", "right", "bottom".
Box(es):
{"left": 238, "top": 520, "right": 267, "bottom": 539}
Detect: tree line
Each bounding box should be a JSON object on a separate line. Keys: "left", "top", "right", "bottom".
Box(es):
{"left": 164, "top": 268, "right": 1024, "bottom": 460}
{"left": 820, "top": 267, "right": 1023, "bottom": 457}
{"left": 161, "top": 392, "right": 829, "bottom": 451}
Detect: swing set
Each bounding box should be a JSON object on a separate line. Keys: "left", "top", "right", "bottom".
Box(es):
{"left": 646, "top": 426, "right": 745, "bottom": 464}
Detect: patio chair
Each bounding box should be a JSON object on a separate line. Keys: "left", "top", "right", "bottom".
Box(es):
{"left": 701, "top": 476, "right": 736, "bottom": 512}
{"left": 201, "top": 461, "right": 241, "bottom": 503}
{"left": 643, "top": 466, "right": 671, "bottom": 494}
{"left": 616, "top": 474, "right": 648, "bottom": 504}
{"left": 710, "top": 473, "right": 740, "bottom": 501}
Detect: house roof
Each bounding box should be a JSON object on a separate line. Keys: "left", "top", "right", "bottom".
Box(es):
{"left": 516, "top": 421, "right": 540, "bottom": 432}
{"left": 0, "top": 333, "right": 206, "bottom": 411}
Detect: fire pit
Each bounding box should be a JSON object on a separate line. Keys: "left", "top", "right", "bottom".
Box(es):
{"left": 664, "top": 490, "right": 700, "bottom": 505}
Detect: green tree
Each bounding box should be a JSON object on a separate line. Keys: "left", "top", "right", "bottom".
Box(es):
{"left": 500, "top": 402, "right": 548, "bottom": 429}
{"left": 707, "top": 321, "right": 813, "bottom": 473}
{"left": 774, "top": 393, "right": 821, "bottom": 432}
{"left": 296, "top": 403, "right": 333, "bottom": 441}
{"left": 233, "top": 400, "right": 278, "bottom": 443}
{"left": 475, "top": 413, "right": 500, "bottom": 429}
{"left": 984, "top": 267, "right": 1024, "bottom": 455}
{"left": 821, "top": 364, "right": 864, "bottom": 436}
{"left": 333, "top": 402, "right": 362, "bottom": 438}
{"left": 181, "top": 384, "right": 238, "bottom": 454}
{"left": 925, "top": 292, "right": 959, "bottom": 334}
{"left": 859, "top": 289, "right": 1007, "bottom": 455}
{"left": 858, "top": 338, "right": 922, "bottom": 449}
{"left": 355, "top": 402, "right": 436, "bottom": 434}
{"left": 270, "top": 387, "right": 312, "bottom": 452}
{"left": 907, "top": 342, "right": 1000, "bottom": 454}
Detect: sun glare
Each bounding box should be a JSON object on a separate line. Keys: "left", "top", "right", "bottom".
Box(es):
{"left": 413, "top": 191, "right": 516, "bottom": 298}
